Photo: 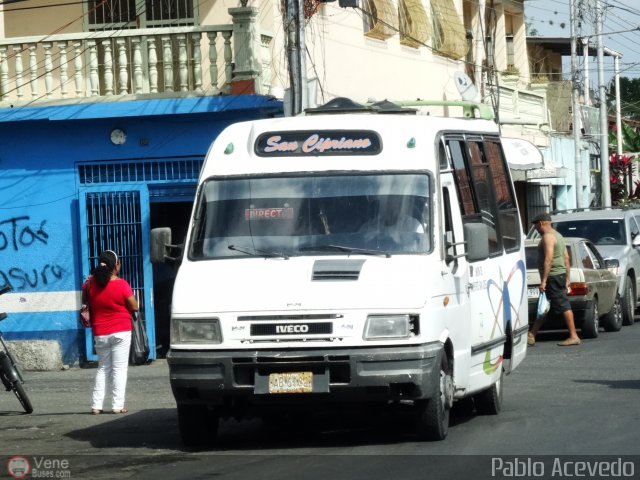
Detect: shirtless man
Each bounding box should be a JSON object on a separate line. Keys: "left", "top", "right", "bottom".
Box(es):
{"left": 528, "top": 213, "right": 581, "bottom": 347}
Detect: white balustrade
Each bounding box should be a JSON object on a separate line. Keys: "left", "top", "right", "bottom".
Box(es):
{"left": 57, "top": 42, "right": 68, "bottom": 98}
{"left": 73, "top": 41, "right": 83, "bottom": 97}
{"left": 192, "top": 33, "right": 202, "bottom": 92}
{"left": 29, "top": 45, "right": 38, "bottom": 99}
{"left": 43, "top": 42, "right": 53, "bottom": 98}
{"left": 132, "top": 38, "right": 143, "bottom": 94}
{"left": 13, "top": 46, "right": 24, "bottom": 100}
{"left": 0, "top": 22, "right": 272, "bottom": 105}
{"left": 222, "top": 31, "right": 232, "bottom": 95}
{"left": 161, "top": 35, "right": 174, "bottom": 93}
{"left": 207, "top": 31, "right": 220, "bottom": 94}
{"left": 148, "top": 39, "right": 159, "bottom": 94}
{"left": 103, "top": 40, "right": 114, "bottom": 95}
{"left": 116, "top": 39, "right": 129, "bottom": 95}
{"left": 0, "top": 46, "right": 8, "bottom": 100}
{"left": 88, "top": 40, "right": 99, "bottom": 96}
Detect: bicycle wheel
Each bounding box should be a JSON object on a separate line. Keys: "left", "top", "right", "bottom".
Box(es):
{"left": 6, "top": 352, "right": 25, "bottom": 383}
{"left": 11, "top": 378, "right": 33, "bottom": 414}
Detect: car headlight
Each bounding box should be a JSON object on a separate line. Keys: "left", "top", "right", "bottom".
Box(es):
{"left": 171, "top": 318, "right": 222, "bottom": 344}
{"left": 364, "top": 315, "right": 411, "bottom": 340}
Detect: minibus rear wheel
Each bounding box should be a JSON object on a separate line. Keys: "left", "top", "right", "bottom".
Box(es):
{"left": 474, "top": 367, "right": 504, "bottom": 415}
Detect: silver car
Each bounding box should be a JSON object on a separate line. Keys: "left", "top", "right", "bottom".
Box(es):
{"left": 528, "top": 208, "right": 640, "bottom": 326}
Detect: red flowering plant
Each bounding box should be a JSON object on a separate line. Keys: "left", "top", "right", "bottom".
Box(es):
{"left": 609, "top": 153, "right": 639, "bottom": 205}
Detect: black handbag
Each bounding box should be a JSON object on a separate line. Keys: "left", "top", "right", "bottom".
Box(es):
{"left": 129, "top": 311, "right": 150, "bottom": 366}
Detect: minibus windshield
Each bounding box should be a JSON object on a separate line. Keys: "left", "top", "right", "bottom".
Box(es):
{"left": 189, "top": 173, "right": 432, "bottom": 259}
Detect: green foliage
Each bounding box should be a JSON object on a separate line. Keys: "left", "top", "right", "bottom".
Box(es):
{"left": 609, "top": 121, "right": 640, "bottom": 153}
{"left": 607, "top": 77, "right": 640, "bottom": 120}
{"left": 609, "top": 153, "right": 640, "bottom": 206}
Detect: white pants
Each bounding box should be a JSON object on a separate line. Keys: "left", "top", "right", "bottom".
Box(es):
{"left": 92, "top": 331, "right": 131, "bottom": 411}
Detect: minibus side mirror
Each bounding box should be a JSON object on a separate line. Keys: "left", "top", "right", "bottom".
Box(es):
{"left": 464, "top": 223, "right": 490, "bottom": 262}
{"left": 151, "top": 227, "right": 182, "bottom": 264}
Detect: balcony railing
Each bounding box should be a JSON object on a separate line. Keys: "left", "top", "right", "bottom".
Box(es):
{"left": 0, "top": 7, "right": 271, "bottom": 106}
{"left": 488, "top": 76, "right": 550, "bottom": 129}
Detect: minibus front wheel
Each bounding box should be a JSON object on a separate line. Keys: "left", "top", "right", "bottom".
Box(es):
{"left": 177, "top": 404, "right": 219, "bottom": 447}
{"left": 414, "top": 353, "right": 453, "bottom": 441}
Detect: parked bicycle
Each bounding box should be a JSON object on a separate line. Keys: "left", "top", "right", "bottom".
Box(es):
{"left": 0, "top": 285, "right": 33, "bottom": 414}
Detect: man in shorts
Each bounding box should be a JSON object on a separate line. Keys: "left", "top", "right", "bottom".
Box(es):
{"left": 527, "top": 213, "right": 581, "bottom": 347}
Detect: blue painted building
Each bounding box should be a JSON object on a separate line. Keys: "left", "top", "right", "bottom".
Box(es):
{"left": 0, "top": 96, "right": 282, "bottom": 365}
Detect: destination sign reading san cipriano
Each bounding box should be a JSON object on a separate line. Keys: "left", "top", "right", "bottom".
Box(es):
{"left": 255, "top": 130, "right": 382, "bottom": 156}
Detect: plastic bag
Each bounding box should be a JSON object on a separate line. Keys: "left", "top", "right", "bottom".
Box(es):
{"left": 537, "top": 291, "right": 550, "bottom": 317}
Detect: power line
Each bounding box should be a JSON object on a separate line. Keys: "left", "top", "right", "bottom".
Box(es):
{"left": 2, "top": 1, "right": 88, "bottom": 12}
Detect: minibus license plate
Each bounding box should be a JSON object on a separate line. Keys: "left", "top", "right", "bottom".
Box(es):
{"left": 528, "top": 287, "right": 540, "bottom": 298}
{"left": 268, "top": 372, "right": 313, "bottom": 394}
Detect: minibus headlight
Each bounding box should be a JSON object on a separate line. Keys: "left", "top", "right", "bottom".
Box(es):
{"left": 171, "top": 318, "right": 222, "bottom": 344}
{"left": 364, "top": 315, "right": 411, "bottom": 340}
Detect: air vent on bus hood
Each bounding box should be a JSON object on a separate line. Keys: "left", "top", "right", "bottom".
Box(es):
{"left": 312, "top": 259, "right": 366, "bottom": 281}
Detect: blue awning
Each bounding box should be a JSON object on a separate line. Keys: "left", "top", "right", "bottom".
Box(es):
{"left": 0, "top": 95, "right": 283, "bottom": 123}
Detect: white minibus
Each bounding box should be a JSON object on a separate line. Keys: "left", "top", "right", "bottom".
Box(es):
{"left": 151, "top": 98, "right": 529, "bottom": 445}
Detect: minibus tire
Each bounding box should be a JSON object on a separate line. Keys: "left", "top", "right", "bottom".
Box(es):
{"left": 177, "top": 404, "right": 219, "bottom": 447}
{"left": 415, "top": 355, "right": 452, "bottom": 441}
{"left": 474, "top": 367, "right": 504, "bottom": 415}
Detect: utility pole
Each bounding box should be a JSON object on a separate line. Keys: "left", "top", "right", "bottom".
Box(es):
{"left": 582, "top": 38, "right": 589, "bottom": 105}
{"left": 570, "top": 0, "right": 584, "bottom": 208}
{"left": 611, "top": 53, "right": 624, "bottom": 191}
{"left": 596, "top": 0, "right": 611, "bottom": 207}
{"left": 285, "top": 0, "right": 308, "bottom": 116}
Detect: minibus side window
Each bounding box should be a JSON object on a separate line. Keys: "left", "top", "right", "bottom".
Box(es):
{"left": 447, "top": 140, "right": 476, "bottom": 216}
{"left": 467, "top": 141, "right": 501, "bottom": 255}
{"left": 484, "top": 139, "right": 521, "bottom": 252}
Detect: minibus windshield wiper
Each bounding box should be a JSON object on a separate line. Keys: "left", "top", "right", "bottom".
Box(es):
{"left": 228, "top": 245, "right": 290, "bottom": 259}
{"left": 299, "top": 244, "right": 391, "bottom": 258}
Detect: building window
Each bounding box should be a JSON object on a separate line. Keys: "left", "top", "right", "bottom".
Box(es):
{"left": 87, "top": 0, "right": 197, "bottom": 30}
{"left": 363, "top": 0, "right": 398, "bottom": 41}
{"left": 506, "top": 35, "right": 515, "bottom": 68}
{"left": 430, "top": 0, "right": 468, "bottom": 59}
{"left": 399, "top": 0, "right": 431, "bottom": 48}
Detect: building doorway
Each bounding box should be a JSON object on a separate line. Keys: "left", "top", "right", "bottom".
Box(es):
{"left": 150, "top": 200, "right": 193, "bottom": 357}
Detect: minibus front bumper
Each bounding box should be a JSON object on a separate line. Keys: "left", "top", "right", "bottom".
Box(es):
{"left": 167, "top": 343, "right": 444, "bottom": 410}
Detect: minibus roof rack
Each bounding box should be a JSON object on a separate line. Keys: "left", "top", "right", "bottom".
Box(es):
{"left": 304, "top": 97, "right": 416, "bottom": 115}
{"left": 304, "top": 97, "right": 494, "bottom": 120}
{"left": 392, "top": 100, "right": 495, "bottom": 120}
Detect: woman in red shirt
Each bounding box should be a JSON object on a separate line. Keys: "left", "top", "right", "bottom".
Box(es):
{"left": 82, "top": 250, "right": 138, "bottom": 414}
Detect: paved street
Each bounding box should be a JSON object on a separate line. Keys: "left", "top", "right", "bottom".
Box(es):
{"left": 2, "top": 323, "right": 640, "bottom": 479}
